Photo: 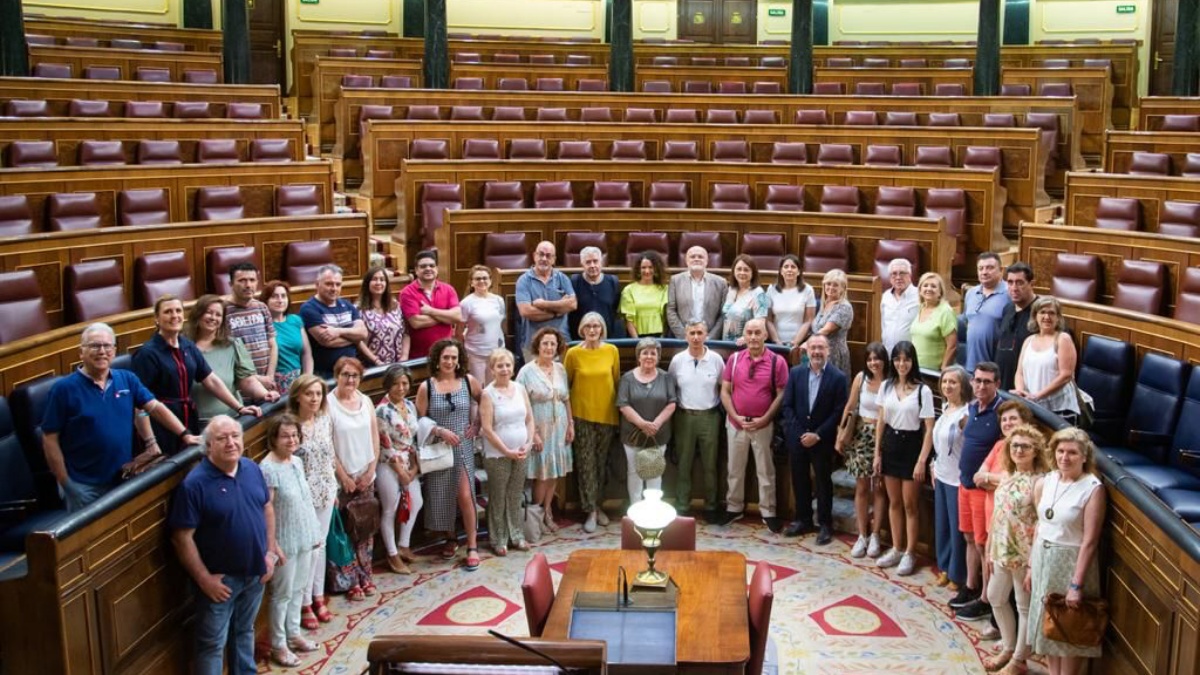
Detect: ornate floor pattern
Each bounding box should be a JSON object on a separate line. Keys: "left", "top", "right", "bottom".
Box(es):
{"left": 257, "top": 517, "right": 1009, "bottom": 674}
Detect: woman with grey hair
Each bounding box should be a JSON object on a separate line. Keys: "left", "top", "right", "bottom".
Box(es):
{"left": 616, "top": 337, "right": 678, "bottom": 503}
{"left": 1013, "top": 296, "right": 1080, "bottom": 422}
{"left": 564, "top": 311, "right": 620, "bottom": 532}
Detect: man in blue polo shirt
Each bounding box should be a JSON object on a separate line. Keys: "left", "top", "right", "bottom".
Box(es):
{"left": 42, "top": 323, "right": 200, "bottom": 512}
{"left": 516, "top": 241, "right": 577, "bottom": 362}
{"left": 300, "top": 264, "right": 368, "bottom": 376}
{"left": 170, "top": 415, "right": 282, "bottom": 675}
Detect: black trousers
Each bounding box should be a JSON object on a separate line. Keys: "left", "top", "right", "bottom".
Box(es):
{"left": 789, "top": 442, "right": 834, "bottom": 527}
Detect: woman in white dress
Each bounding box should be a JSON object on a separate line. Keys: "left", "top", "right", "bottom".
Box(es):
{"left": 767, "top": 254, "right": 816, "bottom": 347}
{"left": 458, "top": 265, "right": 506, "bottom": 385}
{"left": 480, "top": 348, "right": 535, "bottom": 555}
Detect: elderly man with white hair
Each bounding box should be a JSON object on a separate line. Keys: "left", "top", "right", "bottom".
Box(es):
{"left": 666, "top": 246, "right": 728, "bottom": 339}
{"left": 880, "top": 258, "right": 920, "bottom": 354}
{"left": 568, "top": 245, "right": 623, "bottom": 340}
{"left": 42, "top": 322, "right": 200, "bottom": 512}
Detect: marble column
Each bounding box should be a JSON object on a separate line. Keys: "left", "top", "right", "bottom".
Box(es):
{"left": 424, "top": 0, "right": 448, "bottom": 89}
{"left": 609, "top": 0, "right": 632, "bottom": 92}
{"left": 0, "top": 0, "right": 27, "bottom": 77}
{"left": 1175, "top": 0, "right": 1199, "bottom": 96}
{"left": 974, "top": 0, "right": 1002, "bottom": 96}
{"left": 789, "top": 0, "right": 813, "bottom": 94}
{"left": 183, "top": 0, "right": 213, "bottom": 30}
{"left": 221, "top": 0, "right": 250, "bottom": 83}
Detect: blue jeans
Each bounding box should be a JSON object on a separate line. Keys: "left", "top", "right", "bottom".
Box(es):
{"left": 59, "top": 478, "right": 115, "bottom": 513}
{"left": 934, "top": 479, "right": 967, "bottom": 587}
{"left": 192, "top": 574, "right": 264, "bottom": 675}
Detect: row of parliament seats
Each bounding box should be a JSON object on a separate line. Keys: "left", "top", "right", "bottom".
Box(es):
{"left": 1049, "top": 253, "right": 1200, "bottom": 322}
{"left": 0, "top": 240, "right": 336, "bottom": 344}
{"left": 0, "top": 184, "right": 322, "bottom": 235}
{"left": 1112, "top": 151, "right": 1200, "bottom": 178}
{"left": 3, "top": 99, "right": 265, "bottom": 119}
{"left": 1080, "top": 337, "right": 1200, "bottom": 523}
{"left": 453, "top": 51, "right": 597, "bottom": 65}
{"left": 451, "top": 76, "right": 607, "bottom": 92}
{"left": 1, "top": 138, "right": 293, "bottom": 168}
{"left": 808, "top": 81, "right": 966, "bottom": 96}
{"left": 25, "top": 35, "right": 190, "bottom": 51}
{"left": 29, "top": 63, "right": 218, "bottom": 83}
{"left": 1084, "top": 197, "right": 1200, "bottom": 236}
{"left": 481, "top": 229, "right": 921, "bottom": 288}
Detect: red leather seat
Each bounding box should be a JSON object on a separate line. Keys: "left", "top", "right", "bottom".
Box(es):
{"left": 752, "top": 82, "right": 781, "bottom": 94}
{"left": 521, "top": 553, "right": 554, "bottom": 638}
{"left": 724, "top": 56, "right": 751, "bottom": 66}
{"left": 68, "top": 99, "right": 111, "bottom": 117}
{"left": 891, "top": 83, "right": 923, "bottom": 96}
{"left": 276, "top": 185, "right": 322, "bottom": 217}
{"left": 664, "top": 141, "right": 699, "bottom": 161}
{"left": 462, "top": 139, "right": 501, "bottom": 160}
{"left": 642, "top": 81, "right": 672, "bottom": 93}
{"left": 665, "top": 109, "right": 699, "bottom": 123}
{"left": 648, "top": 182, "right": 688, "bottom": 208}
{"left": 449, "top": 106, "right": 484, "bottom": 121}
{"left": 564, "top": 232, "right": 607, "bottom": 266}
{"left": 742, "top": 233, "right": 786, "bottom": 270}
{"left": 154, "top": 41, "right": 185, "bottom": 52}
{"left": 592, "top": 181, "right": 633, "bottom": 208}
{"left": 136, "top": 67, "right": 171, "bottom": 82}
{"left": 1001, "top": 83, "right": 1032, "bottom": 96}
{"left": 1039, "top": 82, "right": 1073, "bottom": 97}
{"left": 66, "top": 259, "right": 128, "bottom": 323}
{"left": 1174, "top": 268, "right": 1200, "bottom": 324}
{"left": 624, "top": 108, "right": 657, "bottom": 123}
{"left": 875, "top": 186, "right": 917, "bottom": 216}
{"left": 743, "top": 110, "right": 777, "bottom": 124}
{"left": 711, "top": 183, "right": 751, "bottom": 210}
{"left": 1112, "top": 260, "right": 1166, "bottom": 315}
{"left": 795, "top": 110, "right": 828, "bottom": 125}
{"left": 1183, "top": 154, "right": 1200, "bottom": 178}
{"left": 1094, "top": 197, "right": 1141, "bottom": 231}
{"left": 945, "top": 58, "right": 971, "bottom": 67}
{"left": 420, "top": 183, "right": 462, "bottom": 247}
{"left": 197, "top": 139, "right": 239, "bottom": 164}
{"left": 764, "top": 185, "right": 804, "bottom": 212}
{"left": 717, "top": 82, "right": 747, "bottom": 94}
{"left": 380, "top": 75, "right": 413, "bottom": 88}
{"left": 747, "top": 560, "right": 775, "bottom": 675}
{"left": 625, "top": 232, "right": 670, "bottom": 266}
{"left": 25, "top": 35, "right": 55, "bottom": 46}
{"left": 250, "top": 139, "right": 292, "bottom": 162}
{"left": 535, "top": 78, "right": 564, "bottom": 92}
{"left": 365, "top": 49, "right": 394, "bottom": 58}
{"left": 454, "top": 52, "right": 480, "bottom": 63}
{"left": 580, "top": 107, "right": 612, "bottom": 122}
{"left": 483, "top": 233, "right": 531, "bottom": 269}
{"left": 900, "top": 58, "right": 927, "bottom": 67}
{"left": 962, "top": 146, "right": 1003, "bottom": 172}
{"left": 843, "top": 110, "right": 877, "bottom": 125}
{"left": 923, "top": 188, "right": 968, "bottom": 264}
{"left": 652, "top": 56, "right": 677, "bottom": 65}
{"left": 854, "top": 82, "right": 886, "bottom": 95}
{"left": 1024, "top": 112, "right": 1061, "bottom": 165}
{"left": 498, "top": 78, "right": 529, "bottom": 91}
{"left": 706, "top": 109, "right": 739, "bottom": 124}
{"left": 173, "top": 101, "right": 212, "bottom": 119}
{"left": 406, "top": 105, "right": 441, "bottom": 120}
{"left": 483, "top": 181, "right": 525, "bottom": 209}
{"left": 118, "top": 188, "right": 170, "bottom": 226}
{"left": 207, "top": 247, "right": 260, "bottom": 295}
{"left": 7, "top": 141, "right": 57, "bottom": 168}
{"left": 863, "top": 58, "right": 890, "bottom": 68}
{"left": 84, "top": 66, "right": 121, "bottom": 80}
{"left": 874, "top": 240, "right": 920, "bottom": 289}
{"left": 534, "top": 182, "right": 574, "bottom": 208}
{"left": 227, "top": 102, "right": 264, "bottom": 119}
{"left": 0, "top": 196, "right": 34, "bottom": 236}
{"left": 125, "top": 100, "right": 166, "bottom": 118}
{"left": 566, "top": 54, "right": 593, "bottom": 65}
{"left": 509, "top": 139, "right": 547, "bottom": 160}
{"left": 934, "top": 83, "right": 967, "bottom": 96}
{"left": 492, "top": 106, "right": 526, "bottom": 121}
{"left": 0, "top": 270, "right": 51, "bottom": 344}
{"left": 453, "top": 77, "right": 483, "bottom": 90}
{"left": 576, "top": 79, "right": 607, "bottom": 91}
{"left": 4, "top": 100, "right": 48, "bottom": 117}
{"left": 357, "top": 104, "right": 394, "bottom": 142}
{"left": 826, "top": 57, "right": 854, "bottom": 67}
{"left": 1161, "top": 115, "right": 1200, "bottom": 132}
{"left": 411, "top": 139, "right": 450, "bottom": 160}
{"left": 195, "top": 186, "right": 245, "bottom": 221}
{"left": 32, "top": 63, "right": 72, "bottom": 78}
{"left": 611, "top": 140, "right": 647, "bottom": 161}
{"left": 109, "top": 38, "right": 140, "bottom": 49}
{"left": 865, "top": 145, "right": 902, "bottom": 166}
{"left": 1129, "top": 152, "right": 1171, "bottom": 176}
{"left": 816, "top": 144, "right": 854, "bottom": 166}
{"left": 620, "top": 516, "right": 696, "bottom": 550}
{"left": 530, "top": 54, "right": 556, "bottom": 65}
{"left": 79, "top": 140, "right": 126, "bottom": 166}
{"left": 137, "top": 140, "right": 182, "bottom": 165}
{"left": 1159, "top": 201, "right": 1200, "bottom": 237}
{"left": 48, "top": 193, "right": 102, "bottom": 231}
{"left": 182, "top": 69, "right": 218, "bottom": 83}
{"left": 819, "top": 186, "right": 860, "bottom": 213}
{"left": 557, "top": 140, "right": 594, "bottom": 160}
{"left": 713, "top": 140, "right": 750, "bottom": 163}
{"left": 803, "top": 235, "right": 849, "bottom": 274}
{"left": 284, "top": 240, "right": 334, "bottom": 286}
{"left": 915, "top": 146, "right": 953, "bottom": 168}
{"left": 683, "top": 81, "right": 712, "bottom": 94}
{"left": 884, "top": 111, "right": 918, "bottom": 126}
{"left": 1050, "top": 253, "right": 1101, "bottom": 302}
{"left": 761, "top": 57, "right": 786, "bottom": 68}
{"left": 928, "top": 112, "right": 961, "bottom": 126}
{"left": 1083, "top": 58, "right": 1111, "bottom": 69}
{"left": 770, "top": 142, "right": 807, "bottom": 165}
{"left": 677, "top": 233, "right": 723, "bottom": 267}
{"left": 135, "top": 251, "right": 195, "bottom": 308}
{"left": 494, "top": 53, "right": 522, "bottom": 63}
{"left": 983, "top": 113, "right": 1017, "bottom": 127}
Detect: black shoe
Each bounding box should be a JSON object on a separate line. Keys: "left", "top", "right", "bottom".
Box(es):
{"left": 815, "top": 525, "right": 833, "bottom": 546}
{"left": 764, "top": 517, "right": 784, "bottom": 534}
{"left": 949, "top": 586, "right": 981, "bottom": 609}
{"left": 954, "top": 599, "right": 992, "bottom": 622}
{"left": 714, "top": 510, "right": 741, "bottom": 526}
{"left": 703, "top": 508, "right": 720, "bottom": 524}
{"left": 783, "top": 520, "right": 813, "bottom": 537}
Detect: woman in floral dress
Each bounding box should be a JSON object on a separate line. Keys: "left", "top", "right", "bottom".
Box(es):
{"left": 357, "top": 266, "right": 410, "bottom": 366}
{"left": 516, "top": 327, "right": 574, "bottom": 532}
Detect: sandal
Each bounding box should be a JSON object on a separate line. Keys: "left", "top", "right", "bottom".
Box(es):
{"left": 542, "top": 512, "right": 559, "bottom": 533}
{"left": 312, "top": 598, "right": 333, "bottom": 623}
{"left": 271, "top": 647, "right": 301, "bottom": 668}
{"left": 347, "top": 586, "right": 366, "bottom": 602}
{"left": 441, "top": 539, "right": 459, "bottom": 560}
{"left": 289, "top": 636, "right": 319, "bottom": 653}
{"left": 983, "top": 651, "right": 1013, "bottom": 671}
{"left": 464, "top": 547, "right": 481, "bottom": 571}
{"left": 513, "top": 541, "right": 531, "bottom": 552}
{"left": 996, "top": 660, "right": 1028, "bottom": 675}
{"left": 300, "top": 605, "right": 319, "bottom": 631}
{"left": 362, "top": 582, "right": 377, "bottom": 597}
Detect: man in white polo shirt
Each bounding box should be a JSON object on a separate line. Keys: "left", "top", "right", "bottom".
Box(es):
{"left": 667, "top": 320, "right": 725, "bottom": 521}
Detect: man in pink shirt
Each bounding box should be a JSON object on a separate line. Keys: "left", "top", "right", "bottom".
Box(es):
{"left": 400, "top": 250, "right": 462, "bottom": 360}
{"left": 716, "top": 318, "right": 788, "bottom": 532}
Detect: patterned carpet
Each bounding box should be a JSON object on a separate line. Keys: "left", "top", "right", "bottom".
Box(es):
{"left": 258, "top": 515, "right": 1006, "bottom": 674}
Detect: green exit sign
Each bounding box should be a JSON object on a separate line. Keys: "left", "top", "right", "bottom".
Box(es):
{"left": 300, "top": 0, "right": 318, "bottom": 4}
{"left": 768, "top": 8, "right": 786, "bottom": 16}
{"left": 1116, "top": 4, "right": 1136, "bottom": 13}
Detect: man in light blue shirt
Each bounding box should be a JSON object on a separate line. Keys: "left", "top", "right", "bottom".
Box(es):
{"left": 961, "top": 252, "right": 1011, "bottom": 372}
{"left": 515, "top": 241, "right": 577, "bottom": 361}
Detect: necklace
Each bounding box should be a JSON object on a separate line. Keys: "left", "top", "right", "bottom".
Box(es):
{"left": 1044, "top": 473, "right": 1081, "bottom": 520}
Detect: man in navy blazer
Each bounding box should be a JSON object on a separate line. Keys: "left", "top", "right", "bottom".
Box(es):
{"left": 781, "top": 335, "right": 849, "bottom": 544}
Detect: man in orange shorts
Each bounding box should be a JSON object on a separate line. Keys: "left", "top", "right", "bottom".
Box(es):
{"left": 952, "top": 362, "right": 1003, "bottom": 621}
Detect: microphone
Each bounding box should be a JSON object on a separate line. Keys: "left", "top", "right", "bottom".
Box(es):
{"left": 616, "top": 566, "right": 631, "bottom": 607}
{"left": 487, "top": 630, "right": 584, "bottom": 674}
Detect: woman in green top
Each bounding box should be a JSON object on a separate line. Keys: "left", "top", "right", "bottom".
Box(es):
{"left": 909, "top": 272, "right": 958, "bottom": 371}
{"left": 619, "top": 251, "right": 669, "bottom": 338}
{"left": 185, "top": 294, "right": 278, "bottom": 421}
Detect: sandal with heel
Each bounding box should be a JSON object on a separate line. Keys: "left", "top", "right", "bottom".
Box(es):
{"left": 464, "top": 547, "right": 481, "bottom": 571}
{"left": 301, "top": 605, "right": 319, "bottom": 630}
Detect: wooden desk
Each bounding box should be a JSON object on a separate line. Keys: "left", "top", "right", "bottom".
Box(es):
{"left": 544, "top": 549, "right": 749, "bottom": 674}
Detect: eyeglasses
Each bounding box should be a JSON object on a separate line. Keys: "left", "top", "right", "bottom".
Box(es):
{"left": 1011, "top": 442, "right": 1034, "bottom": 451}
{"left": 444, "top": 392, "right": 456, "bottom": 412}
{"left": 338, "top": 372, "right": 362, "bottom": 380}
{"left": 972, "top": 378, "right": 996, "bottom": 385}
{"left": 84, "top": 343, "right": 116, "bottom": 352}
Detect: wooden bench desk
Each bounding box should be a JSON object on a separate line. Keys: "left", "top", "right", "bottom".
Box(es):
{"left": 1104, "top": 130, "right": 1200, "bottom": 175}
{"left": 25, "top": 17, "right": 223, "bottom": 54}
{"left": 28, "top": 45, "right": 225, "bottom": 83}
{"left": 1064, "top": 171, "right": 1200, "bottom": 234}
{"left": 1000, "top": 66, "right": 1113, "bottom": 160}
{"left": 0, "top": 77, "right": 282, "bottom": 118}
{"left": 812, "top": 66, "right": 975, "bottom": 96}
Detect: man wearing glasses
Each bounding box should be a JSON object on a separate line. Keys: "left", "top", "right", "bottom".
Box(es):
{"left": 400, "top": 249, "right": 461, "bottom": 361}
{"left": 42, "top": 323, "right": 200, "bottom": 512}
{"left": 667, "top": 320, "right": 725, "bottom": 520}
{"left": 516, "top": 241, "right": 576, "bottom": 363}
{"left": 880, "top": 258, "right": 920, "bottom": 354}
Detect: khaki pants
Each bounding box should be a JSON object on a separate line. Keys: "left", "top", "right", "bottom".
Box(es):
{"left": 672, "top": 408, "right": 721, "bottom": 510}
{"left": 724, "top": 422, "right": 776, "bottom": 517}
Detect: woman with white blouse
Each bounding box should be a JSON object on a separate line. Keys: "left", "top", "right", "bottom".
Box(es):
{"left": 480, "top": 348, "right": 535, "bottom": 555}
{"left": 458, "top": 265, "right": 506, "bottom": 385}
{"left": 931, "top": 365, "right": 972, "bottom": 590}
{"left": 767, "top": 254, "right": 817, "bottom": 347}
{"left": 1013, "top": 296, "right": 1080, "bottom": 423}
{"left": 327, "top": 356, "right": 380, "bottom": 601}
{"left": 836, "top": 342, "right": 890, "bottom": 559}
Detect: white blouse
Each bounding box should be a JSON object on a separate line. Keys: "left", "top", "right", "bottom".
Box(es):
{"left": 879, "top": 380, "right": 935, "bottom": 431}
{"left": 328, "top": 390, "right": 376, "bottom": 479}
{"left": 767, "top": 284, "right": 816, "bottom": 344}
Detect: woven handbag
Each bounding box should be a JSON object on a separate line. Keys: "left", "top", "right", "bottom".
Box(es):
{"left": 1042, "top": 593, "right": 1108, "bottom": 648}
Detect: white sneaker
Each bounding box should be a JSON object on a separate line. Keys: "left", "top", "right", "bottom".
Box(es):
{"left": 583, "top": 511, "right": 598, "bottom": 533}
{"left": 867, "top": 534, "right": 882, "bottom": 558}
{"left": 850, "top": 535, "right": 869, "bottom": 558}
{"left": 596, "top": 510, "right": 610, "bottom": 526}
{"left": 896, "top": 553, "right": 916, "bottom": 576}
{"left": 877, "top": 548, "right": 902, "bottom": 568}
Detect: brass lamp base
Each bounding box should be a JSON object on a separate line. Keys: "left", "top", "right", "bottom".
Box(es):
{"left": 633, "top": 567, "right": 670, "bottom": 590}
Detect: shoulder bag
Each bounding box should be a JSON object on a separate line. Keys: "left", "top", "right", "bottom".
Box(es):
{"left": 417, "top": 413, "right": 454, "bottom": 473}
{"left": 1042, "top": 592, "right": 1108, "bottom": 648}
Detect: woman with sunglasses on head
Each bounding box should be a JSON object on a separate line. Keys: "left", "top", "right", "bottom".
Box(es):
{"left": 417, "top": 338, "right": 483, "bottom": 571}
{"left": 327, "top": 357, "right": 379, "bottom": 600}
{"left": 458, "top": 265, "right": 506, "bottom": 385}
{"left": 375, "top": 364, "right": 423, "bottom": 574}
{"left": 356, "top": 266, "right": 410, "bottom": 368}
{"left": 517, "top": 328, "right": 574, "bottom": 533}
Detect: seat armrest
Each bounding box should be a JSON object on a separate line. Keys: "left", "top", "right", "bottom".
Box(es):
{"left": 1179, "top": 449, "right": 1200, "bottom": 468}
{"left": 0, "top": 499, "right": 37, "bottom": 524}
{"left": 1129, "top": 430, "right": 1173, "bottom": 447}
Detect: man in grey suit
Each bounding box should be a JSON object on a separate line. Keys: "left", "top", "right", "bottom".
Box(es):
{"left": 667, "top": 246, "right": 728, "bottom": 339}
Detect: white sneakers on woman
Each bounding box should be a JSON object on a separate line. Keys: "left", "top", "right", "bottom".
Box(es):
{"left": 877, "top": 549, "right": 903, "bottom": 568}
{"left": 866, "top": 534, "right": 882, "bottom": 558}
{"left": 850, "top": 535, "right": 869, "bottom": 558}
{"left": 897, "top": 553, "right": 916, "bottom": 576}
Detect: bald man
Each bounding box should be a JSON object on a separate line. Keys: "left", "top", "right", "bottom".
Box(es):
{"left": 515, "top": 241, "right": 576, "bottom": 361}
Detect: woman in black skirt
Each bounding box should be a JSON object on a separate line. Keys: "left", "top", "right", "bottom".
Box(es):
{"left": 872, "top": 341, "right": 935, "bottom": 577}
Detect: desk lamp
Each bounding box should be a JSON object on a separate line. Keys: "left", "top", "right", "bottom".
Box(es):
{"left": 626, "top": 489, "right": 677, "bottom": 589}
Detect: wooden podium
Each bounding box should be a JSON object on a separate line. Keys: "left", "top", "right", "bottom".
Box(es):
{"left": 366, "top": 635, "right": 607, "bottom": 674}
